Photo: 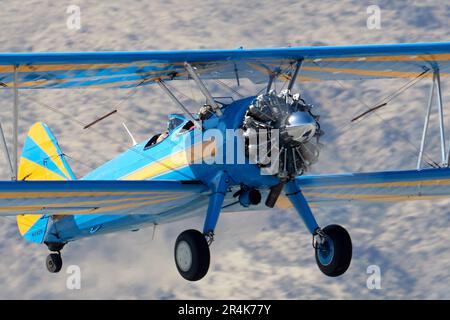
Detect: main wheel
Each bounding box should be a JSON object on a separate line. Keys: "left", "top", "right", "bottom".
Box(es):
{"left": 174, "top": 229, "right": 210, "bottom": 281}
{"left": 315, "top": 224, "right": 352, "bottom": 277}
{"left": 46, "top": 253, "right": 63, "bottom": 273}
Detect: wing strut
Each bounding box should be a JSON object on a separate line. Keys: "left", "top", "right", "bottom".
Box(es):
{"left": 184, "top": 62, "right": 223, "bottom": 117}
{"left": 157, "top": 80, "right": 202, "bottom": 130}
{"left": 0, "top": 121, "right": 14, "bottom": 179}
{"left": 12, "top": 65, "right": 19, "bottom": 180}
{"left": 417, "top": 68, "right": 447, "bottom": 169}
{"left": 0, "top": 66, "right": 19, "bottom": 180}
{"left": 287, "top": 59, "right": 303, "bottom": 92}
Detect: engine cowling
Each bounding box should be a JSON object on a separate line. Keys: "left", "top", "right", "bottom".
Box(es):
{"left": 242, "top": 90, "right": 323, "bottom": 178}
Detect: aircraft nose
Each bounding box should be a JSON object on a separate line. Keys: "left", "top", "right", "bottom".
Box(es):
{"left": 284, "top": 111, "right": 317, "bottom": 143}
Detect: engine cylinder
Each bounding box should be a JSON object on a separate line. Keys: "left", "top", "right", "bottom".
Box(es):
{"left": 242, "top": 90, "right": 322, "bottom": 178}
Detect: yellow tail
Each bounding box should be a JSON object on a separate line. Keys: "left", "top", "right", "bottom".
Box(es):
{"left": 17, "top": 122, "right": 75, "bottom": 242}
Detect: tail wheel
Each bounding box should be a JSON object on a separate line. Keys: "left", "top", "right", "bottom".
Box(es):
{"left": 174, "top": 229, "right": 210, "bottom": 281}
{"left": 46, "top": 253, "right": 63, "bottom": 273}
{"left": 315, "top": 224, "right": 352, "bottom": 277}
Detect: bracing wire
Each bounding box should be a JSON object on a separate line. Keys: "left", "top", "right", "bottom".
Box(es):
{"left": 311, "top": 60, "right": 445, "bottom": 168}
{"left": 20, "top": 94, "right": 195, "bottom": 180}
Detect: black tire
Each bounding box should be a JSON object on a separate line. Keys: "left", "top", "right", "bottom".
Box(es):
{"left": 174, "top": 229, "right": 210, "bottom": 281}
{"left": 46, "top": 253, "right": 63, "bottom": 273}
{"left": 315, "top": 224, "right": 352, "bottom": 277}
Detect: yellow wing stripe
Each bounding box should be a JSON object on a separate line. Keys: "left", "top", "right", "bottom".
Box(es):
{"left": 301, "top": 178, "right": 450, "bottom": 190}
{"left": 307, "top": 53, "right": 450, "bottom": 63}
{"left": 275, "top": 195, "right": 293, "bottom": 209}
{"left": 1, "top": 191, "right": 184, "bottom": 199}
{"left": 246, "top": 62, "right": 321, "bottom": 82}
{"left": 0, "top": 53, "right": 448, "bottom": 74}
{"left": 52, "top": 195, "right": 182, "bottom": 216}
{"left": 0, "top": 61, "right": 192, "bottom": 74}
{"left": 0, "top": 195, "right": 182, "bottom": 213}
{"left": 16, "top": 194, "right": 187, "bottom": 234}
{"left": 301, "top": 66, "right": 449, "bottom": 79}
{"left": 302, "top": 192, "right": 450, "bottom": 202}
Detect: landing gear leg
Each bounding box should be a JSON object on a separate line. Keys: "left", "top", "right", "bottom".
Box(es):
{"left": 285, "top": 180, "right": 352, "bottom": 277}
{"left": 174, "top": 172, "right": 230, "bottom": 281}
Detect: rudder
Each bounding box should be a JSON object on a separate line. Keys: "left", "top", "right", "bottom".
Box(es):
{"left": 17, "top": 122, "right": 75, "bottom": 243}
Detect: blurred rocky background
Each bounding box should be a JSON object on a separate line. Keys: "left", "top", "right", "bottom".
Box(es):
{"left": 0, "top": 0, "right": 449, "bottom": 299}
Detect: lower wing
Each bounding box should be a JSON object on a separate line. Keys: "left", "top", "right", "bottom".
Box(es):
{"left": 294, "top": 168, "right": 450, "bottom": 205}
{"left": 0, "top": 180, "right": 207, "bottom": 216}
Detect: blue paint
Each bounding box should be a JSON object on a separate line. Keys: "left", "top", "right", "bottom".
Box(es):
{"left": 285, "top": 180, "right": 319, "bottom": 235}
{"left": 316, "top": 238, "right": 334, "bottom": 266}
{"left": 37, "top": 96, "right": 279, "bottom": 243}
{"left": 9, "top": 41, "right": 450, "bottom": 245}
{"left": 2, "top": 42, "right": 450, "bottom": 89}
{"left": 1, "top": 42, "right": 449, "bottom": 64}
{"left": 21, "top": 136, "right": 68, "bottom": 179}
{"left": 203, "top": 171, "right": 230, "bottom": 234}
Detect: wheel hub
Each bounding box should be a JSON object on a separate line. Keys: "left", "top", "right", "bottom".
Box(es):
{"left": 176, "top": 240, "right": 193, "bottom": 272}
{"left": 316, "top": 237, "right": 334, "bottom": 266}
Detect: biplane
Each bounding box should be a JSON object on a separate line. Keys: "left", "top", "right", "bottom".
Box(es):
{"left": 0, "top": 42, "right": 449, "bottom": 281}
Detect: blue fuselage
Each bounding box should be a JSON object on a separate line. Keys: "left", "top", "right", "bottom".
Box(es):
{"left": 45, "top": 96, "right": 279, "bottom": 243}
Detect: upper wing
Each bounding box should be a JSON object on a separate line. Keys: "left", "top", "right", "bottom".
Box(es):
{"left": 0, "top": 180, "right": 207, "bottom": 216}
{"left": 294, "top": 168, "right": 450, "bottom": 205}
{"left": 0, "top": 42, "right": 449, "bottom": 88}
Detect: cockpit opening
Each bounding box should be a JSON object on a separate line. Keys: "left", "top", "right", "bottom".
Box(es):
{"left": 144, "top": 115, "right": 197, "bottom": 150}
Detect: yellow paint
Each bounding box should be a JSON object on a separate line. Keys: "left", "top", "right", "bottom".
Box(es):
{"left": 4, "top": 67, "right": 187, "bottom": 88}
{"left": 124, "top": 150, "right": 189, "bottom": 180}
{"left": 301, "top": 178, "right": 450, "bottom": 190}
{"left": 25, "top": 123, "right": 72, "bottom": 179}
{"left": 17, "top": 215, "right": 42, "bottom": 235}
{"left": 301, "top": 66, "right": 449, "bottom": 79}
{"left": 17, "top": 122, "right": 69, "bottom": 235}
{"left": 18, "top": 158, "right": 67, "bottom": 181}
{"left": 0, "top": 194, "right": 182, "bottom": 213}
{"left": 275, "top": 194, "right": 317, "bottom": 209}
{"left": 71, "top": 66, "right": 215, "bottom": 89}
{"left": 1, "top": 62, "right": 215, "bottom": 88}
{"left": 303, "top": 192, "right": 449, "bottom": 202}
{"left": 246, "top": 62, "right": 321, "bottom": 82}
{"left": 0, "top": 191, "right": 183, "bottom": 199}
{"left": 1, "top": 53, "right": 448, "bottom": 75}
{"left": 123, "top": 140, "right": 214, "bottom": 180}
{"left": 53, "top": 195, "right": 182, "bottom": 215}
{"left": 0, "top": 62, "right": 151, "bottom": 74}
{"left": 306, "top": 53, "right": 450, "bottom": 63}
{"left": 275, "top": 195, "right": 293, "bottom": 209}
{"left": 17, "top": 153, "right": 64, "bottom": 235}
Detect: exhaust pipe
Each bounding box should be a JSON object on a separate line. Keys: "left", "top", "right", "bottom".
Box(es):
{"left": 265, "top": 181, "right": 285, "bottom": 208}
